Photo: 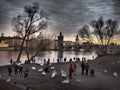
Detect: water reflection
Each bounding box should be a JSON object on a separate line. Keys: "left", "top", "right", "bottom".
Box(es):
{"left": 0, "top": 51, "right": 97, "bottom": 66}
{"left": 58, "top": 51, "right": 63, "bottom": 61}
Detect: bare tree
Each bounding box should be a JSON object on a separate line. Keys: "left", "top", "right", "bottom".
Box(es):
{"left": 12, "top": 2, "right": 48, "bottom": 61}
{"left": 78, "top": 17, "right": 120, "bottom": 56}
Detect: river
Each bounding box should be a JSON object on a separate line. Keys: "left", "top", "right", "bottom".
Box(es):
{"left": 0, "top": 50, "right": 97, "bottom": 66}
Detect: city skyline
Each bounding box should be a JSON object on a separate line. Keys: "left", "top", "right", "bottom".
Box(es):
{"left": 0, "top": 0, "right": 120, "bottom": 42}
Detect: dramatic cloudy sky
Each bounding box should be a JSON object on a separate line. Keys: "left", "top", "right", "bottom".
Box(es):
{"left": 0, "top": 0, "right": 120, "bottom": 41}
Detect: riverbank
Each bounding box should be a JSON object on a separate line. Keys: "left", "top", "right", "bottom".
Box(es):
{"left": 0, "top": 54, "right": 120, "bottom": 90}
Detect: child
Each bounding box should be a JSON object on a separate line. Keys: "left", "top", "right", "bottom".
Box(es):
{"left": 90, "top": 68, "right": 95, "bottom": 77}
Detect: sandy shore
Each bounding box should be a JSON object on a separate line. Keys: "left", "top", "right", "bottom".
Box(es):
{"left": 0, "top": 54, "right": 120, "bottom": 90}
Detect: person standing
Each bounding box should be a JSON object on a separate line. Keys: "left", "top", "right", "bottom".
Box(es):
{"left": 19, "top": 64, "right": 23, "bottom": 74}
{"left": 81, "top": 61, "right": 85, "bottom": 75}
{"left": 85, "top": 63, "right": 89, "bottom": 76}
{"left": 8, "top": 65, "right": 12, "bottom": 77}
{"left": 10, "top": 59, "right": 13, "bottom": 65}
{"left": 24, "top": 67, "right": 29, "bottom": 90}
{"left": 73, "top": 63, "right": 77, "bottom": 75}
{"left": 90, "top": 68, "right": 95, "bottom": 77}
{"left": 69, "top": 64, "right": 74, "bottom": 79}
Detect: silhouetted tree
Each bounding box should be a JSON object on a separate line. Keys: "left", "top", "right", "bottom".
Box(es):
{"left": 12, "top": 2, "right": 49, "bottom": 61}
{"left": 78, "top": 17, "right": 120, "bottom": 56}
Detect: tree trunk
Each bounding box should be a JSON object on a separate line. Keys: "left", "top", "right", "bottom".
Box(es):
{"left": 17, "top": 36, "right": 26, "bottom": 61}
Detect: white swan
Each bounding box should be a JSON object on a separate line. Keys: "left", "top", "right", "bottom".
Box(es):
{"left": 61, "top": 69, "right": 67, "bottom": 77}
{"left": 40, "top": 63, "right": 44, "bottom": 66}
{"left": 104, "top": 70, "right": 108, "bottom": 74}
{"left": 51, "top": 70, "right": 57, "bottom": 78}
{"left": 61, "top": 73, "right": 67, "bottom": 77}
{"left": 113, "top": 72, "right": 118, "bottom": 77}
{"left": 51, "top": 67, "right": 55, "bottom": 70}
{"left": 42, "top": 71, "right": 46, "bottom": 75}
{"left": 6, "top": 77, "right": 11, "bottom": 82}
{"left": 32, "top": 67, "right": 36, "bottom": 70}
{"left": 62, "top": 78, "right": 70, "bottom": 84}
{"left": 38, "top": 68, "right": 43, "bottom": 72}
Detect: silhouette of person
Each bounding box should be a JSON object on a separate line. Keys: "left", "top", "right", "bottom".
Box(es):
{"left": 81, "top": 61, "right": 85, "bottom": 75}
{"left": 69, "top": 64, "right": 74, "bottom": 79}
{"left": 85, "top": 63, "right": 89, "bottom": 75}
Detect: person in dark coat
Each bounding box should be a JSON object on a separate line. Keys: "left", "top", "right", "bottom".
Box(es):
{"left": 85, "top": 63, "right": 89, "bottom": 75}
{"left": 81, "top": 61, "right": 85, "bottom": 75}
{"left": 10, "top": 59, "right": 13, "bottom": 65}
{"left": 8, "top": 65, "right": 12, "bottom": 77}
{"left": 14, "top": 65, "right": 18, "bottom": 75}
{"left": 44, "top": 66, "right": 49, "bottom": 73}
{"left": 47, "top": 58, "right": 50, "bottom": 65}
{"left": 64, "top": 57, "right": 66, "bottom": 62}
{"left": 19, "top": 64, "right": 23, "bottom": 74}
{"left": 24, "top": 67, "right": 29, "bottom": 90}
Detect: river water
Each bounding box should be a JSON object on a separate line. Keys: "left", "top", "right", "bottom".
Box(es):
{"left": 0, "top": 50, "right": 97, "bottom": 66}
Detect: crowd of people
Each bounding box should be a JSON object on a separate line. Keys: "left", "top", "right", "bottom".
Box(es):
{"left": 8, "top": 59, "right": 29, "bottom": 90}
{"left": 7, "top": 57, "right": 95, "bottom": 90}
{"left": 68, "top": 60, "right": 95, "bottom": 79}
{"left": 39, "top": 57, "right": 95, "bottom": 79}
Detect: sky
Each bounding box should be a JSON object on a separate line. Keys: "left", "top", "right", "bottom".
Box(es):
{"left": 0, "top": 0, "right": 120, "bottom": 41}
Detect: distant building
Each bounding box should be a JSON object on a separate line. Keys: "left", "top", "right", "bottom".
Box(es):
{"left": 107, "top": 43, "right": 120, "bottom": 54}
{"left": 28, "top": 32, "right": 43, "bottom": 49}
{"left": 63, "top": 41, "right": 74, "bottom": 50}
{"left": 9, "top": 36, "right": 26, "bottom": 48}
{"left": 0, "top": 40, "right": 9, "bottom": 47}
{"left": 0, "top": 33, "right": 26, "bottom": 50}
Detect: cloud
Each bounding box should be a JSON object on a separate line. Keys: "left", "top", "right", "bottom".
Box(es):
{"left": 0, "top": 0, "right": 120, "bottom": 38}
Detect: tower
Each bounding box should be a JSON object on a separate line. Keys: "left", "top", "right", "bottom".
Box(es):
{"left": 74, "top": 34, "right": 80, "bottom": 49}
{"left": 75, "top": 34, "right": 79, "bottom": 43}
{"left": 58, "top": 32, "right": 64, "bottom": 50}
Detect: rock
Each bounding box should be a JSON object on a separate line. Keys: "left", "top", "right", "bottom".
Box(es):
{"left": 62, "top": 78, "right": 69, "bottom": 84}
{"left": 75, "top": 79, "right": 82, "bottom": 83}
{"left": 117, "top": 60, "right": 120, "bottom": 64}
{"left": 113, "top": 72, "right": 118, "bottom": 77}
{"left": 112, "top": 62, "right": 115, "bottom": 64}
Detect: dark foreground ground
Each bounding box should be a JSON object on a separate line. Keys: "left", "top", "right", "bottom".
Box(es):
{"left": 0, "top": 54, "right": 120, "bottom": 90}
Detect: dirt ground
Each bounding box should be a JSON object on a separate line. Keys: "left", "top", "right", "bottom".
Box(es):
{"left": 0, "top": 55, "right": 120, "bottom": 90}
